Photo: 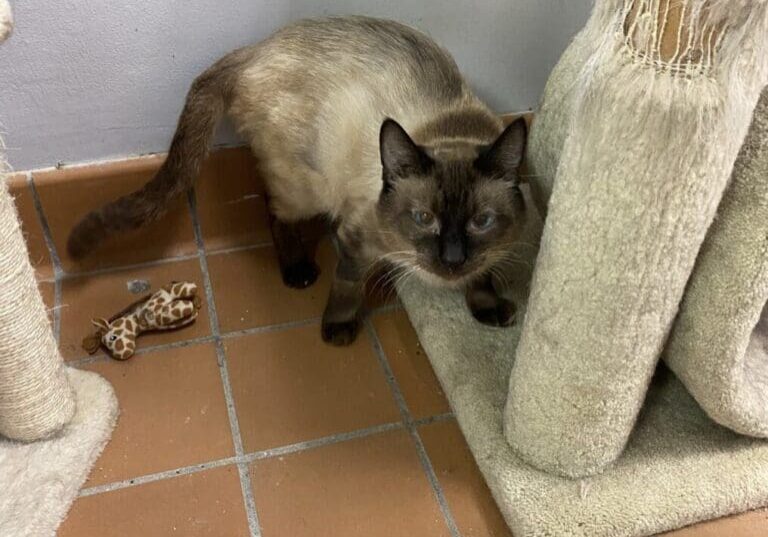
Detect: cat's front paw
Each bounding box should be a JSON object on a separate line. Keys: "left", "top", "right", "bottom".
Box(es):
{"left": 281, "top": 260, "right": 319, "bottom": 289}
{"left": 470, "top": 297, "right": 517, "bottom": 327}
{"left": 321, "top": 319, "right": 360, "bottom": 346}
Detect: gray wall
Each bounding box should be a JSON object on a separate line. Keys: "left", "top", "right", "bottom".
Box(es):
{"left": 0, "top": 1, "right": 591, "bottom": 170}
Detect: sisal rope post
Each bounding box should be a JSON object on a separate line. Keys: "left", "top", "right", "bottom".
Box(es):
{"left": 0, "top": 3, "right": 76, "bottom": 439}
{"left": 0, "top": 176, "right": 76, "bottom": 441}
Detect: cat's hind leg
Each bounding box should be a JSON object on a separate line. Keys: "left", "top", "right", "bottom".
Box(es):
{"left": 256, "top": 151, "right": 331, "bottom": 290}
{"left": 269, "top": 214, "right": 320, "bottom": 289}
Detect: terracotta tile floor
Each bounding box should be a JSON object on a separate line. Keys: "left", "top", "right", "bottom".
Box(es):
{"left": 8, "top": 147, "right": 765, "bottom": 536}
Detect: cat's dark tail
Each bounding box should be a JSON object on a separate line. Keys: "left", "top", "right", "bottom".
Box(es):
{"left": 67, "top": 49, "right": 250, "bottom": 259}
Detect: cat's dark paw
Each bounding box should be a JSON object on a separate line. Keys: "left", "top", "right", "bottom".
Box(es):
{"left": 321, "top": 319, "right": 360, "bottom": 346}
{"left": 281, "top": 260, "right": 319, "bottom": 289}
{"left": 471, "top": 298, "right": 517, "bottom": 327}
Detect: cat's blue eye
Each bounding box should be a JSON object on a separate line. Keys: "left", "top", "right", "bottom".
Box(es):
{"left": 411, "top": 209, "right": 435, "bottom": 227}
{"left": 470, "top": 212, "right": 496, "bottom": 231}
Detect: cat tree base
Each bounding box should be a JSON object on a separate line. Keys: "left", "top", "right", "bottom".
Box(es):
{"left": 399, "top": 281, "right": 768, "bottom": 537}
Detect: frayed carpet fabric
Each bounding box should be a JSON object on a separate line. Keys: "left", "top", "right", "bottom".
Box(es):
{"left": 0, "top": 369, "right": 118, "bottom": 537}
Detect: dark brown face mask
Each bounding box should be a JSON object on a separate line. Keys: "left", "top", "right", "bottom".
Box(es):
{"left": 377, "top": 117, "right": 528, "bottom": 285}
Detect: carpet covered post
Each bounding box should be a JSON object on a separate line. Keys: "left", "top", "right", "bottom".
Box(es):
{"left": 507, "top": 0, "right": 768, "bottom": 477}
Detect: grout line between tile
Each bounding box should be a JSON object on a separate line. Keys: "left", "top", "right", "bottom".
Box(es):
{"left": 78, "top": 456, "right": 241, "bottom": 498}
{"left": 52, "top": 241, "right": 273, "bottom": 282}
{"left": 66, "top": 298, "right": 401, "bottom": 368}
{"left": 220, "top": 317, "right": 321, "bottom": 340}
{"left": 54, "top": 240, "right": 275, "bottom": 284}
{"left": 57, "top": 286, "right": 403, "bottom": 367}
{"left": 27, "top": 172, "right": 63, "bottom": 272}
{"left": 188, "top": 189, "right": 262, "bottom": 537}
{"left": 412, "top": 412, "right": 455, "bottom": 428}
{"left": 59, "top": 251, "right": 201, "bottom": 281}
{"left": 205, "top": 241, "right": 273, "bottom": 256}
{"left": 47, "top": 239, "right": 273, "bottom": 283}
{"left": 66, "top": 306, "right": 396, "bottom": 364}
{"left": 66, "top": 317, "right": 322, "bottom": 364}
{"left": 243, "top": 421, "right": 405, "bottom": 463}
{"left": 77, "top": 418, "right": 422, "bottom": 499}
{"left": 53, "top": 279, "right": 63, "bottom": 342}
{"left": 364, "top": 319, "right": 463, "bottom": 537}
{"left": 27, "top": 172, "right": 65, "bottom": 340}
{"left": 67, "top": 334, "right": 218, "bottom": 368}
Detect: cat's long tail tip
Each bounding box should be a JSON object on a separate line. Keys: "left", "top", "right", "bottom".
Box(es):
{"left": 67, "top": 212, "right": 108, "bottom": 260}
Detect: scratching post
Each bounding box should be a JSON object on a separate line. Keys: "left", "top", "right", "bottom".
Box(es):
{"left": 525, "top": 12, "right": 597, "bottom": 218}
{"left": 0, "top": 174, "right": 76, "bottom": 441}
{"left": 506, "top": 0, "right": 768, "bottom": 477}
{"left": 398, "top": 1, "right": 768, "bottom": 533}
{"left": 0, "top": 2, "right": 76, "bottom": 441}
{"left": 0, "top": 4, "right": 117, "bottom": 534}
{"left": 0, "top": 0, "right": 10, "bottom": 42}
{"left": 664, "top": 87, "right": 768, "bottom": 438}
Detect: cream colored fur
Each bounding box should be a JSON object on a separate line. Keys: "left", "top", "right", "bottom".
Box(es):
{"left": 227, "top": 18, "right": 501, "bottom": 253}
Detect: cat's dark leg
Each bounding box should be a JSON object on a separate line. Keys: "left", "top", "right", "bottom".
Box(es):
{"left": 466, "top": 273, "right": 517, "bottom": 327}
{"left": 322, "top": 239, "right": 365, "bottom": 346}
{"left": 269, "top": 214, "right": 319, "bottom": 289}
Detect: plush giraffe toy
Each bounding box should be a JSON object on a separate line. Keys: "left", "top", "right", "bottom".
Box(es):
{"left": 82, "top": 281, "right": 202, "bottom": 360}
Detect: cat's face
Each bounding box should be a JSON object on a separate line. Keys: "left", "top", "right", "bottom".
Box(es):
{"left": 377, "top": 118, "right": 528, "bottom": 288}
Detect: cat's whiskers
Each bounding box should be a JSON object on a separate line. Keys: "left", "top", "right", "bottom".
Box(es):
{"left": 355, "top": 230, "right": 399, "bottom": 236}
{"left": 494, "top": 257, "right": 532, "bottom": 271}
{"left": 507, "top": 240, "right": 539, "bottom": 251}
{"left": 489, "top": 266, "right": 512, "bottom": 291}
{"left": 366, "top": 263, "right": 403, "bottom": 298}
{"left": 358, "top": 250, "right": 419, "bottom": 301}
{"left": 387, "top": 257, "right": 421, "bottom": 292}
{"left": 394, "top": 265, "right": 420, "bottom": 292}
{"left": 490, "top": 249, "right": 533, "bottom": 270}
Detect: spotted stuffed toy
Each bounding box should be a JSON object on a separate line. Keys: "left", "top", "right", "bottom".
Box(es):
{"left": 82, "top": 281, "right": 202, "bottom": 360}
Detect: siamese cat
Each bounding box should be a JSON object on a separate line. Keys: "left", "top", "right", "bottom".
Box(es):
{"left": 67, "top": 16, "right": 529, "bottom": 345}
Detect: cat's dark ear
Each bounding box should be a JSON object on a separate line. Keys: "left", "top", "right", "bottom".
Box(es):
{"left": 475, "top": 118, "right": 527, "bottom": 182}
{"left": 380, "top": 119, "right": 432, "bottom": 189}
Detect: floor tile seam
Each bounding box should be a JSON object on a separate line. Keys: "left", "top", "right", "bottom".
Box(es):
{"left": 26, "top": 172, "right": 64, "bottom": 340}
{"left": 188, "top": 189, "right": 261, "bottom": 537}
{"left": 56, "top": 241, "right": 275, "bottom": 281}
{"left": 27, "top": 171, "right": 63, "bottom": 274}
{"left": 64, "top": 318, "right": 323, "bottom": 364}
{"left": 58, "top": 252, "right": 201, "bottom": 281}
{"left": 364, "top": 318, "right": 462, "bottom": 537}
{"left": 66, "top": 334, "right": 218, "bottom": 368}
{"left": 77, "top": 419, "right": 428, "bottom": 498}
